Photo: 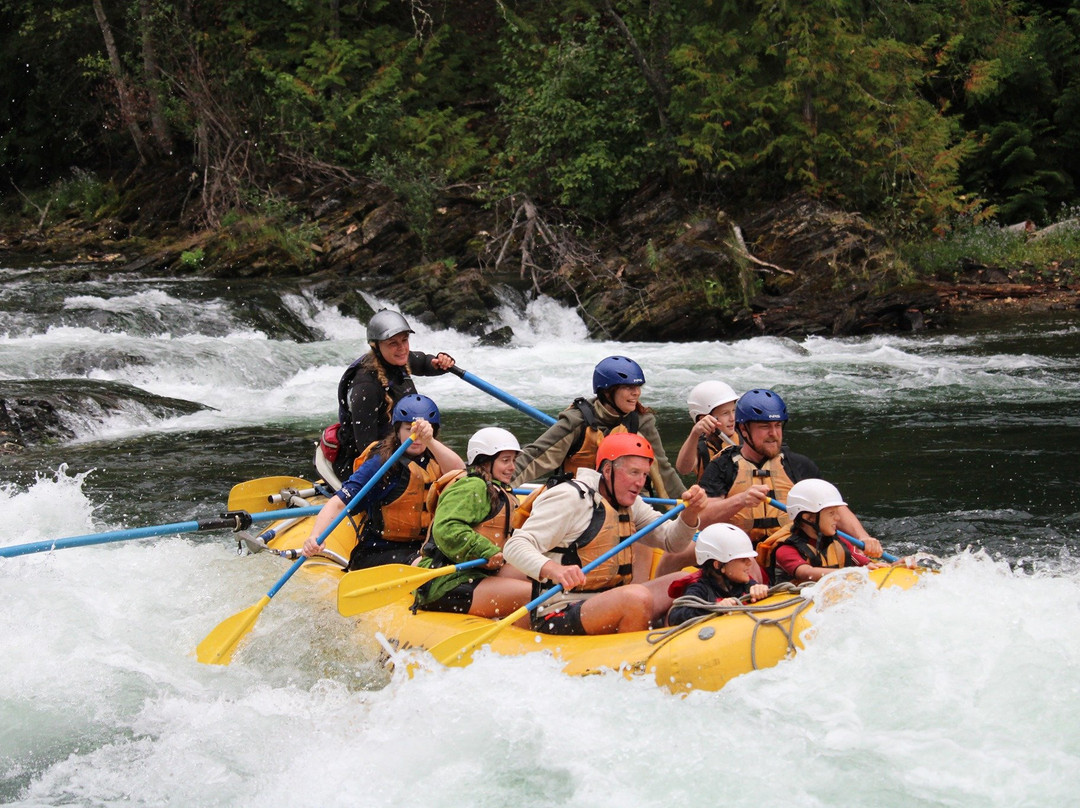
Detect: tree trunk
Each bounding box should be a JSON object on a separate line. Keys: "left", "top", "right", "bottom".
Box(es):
{"left": 91, "top": 0, "right": 150, "bottom": 163}
{"left": 140, "top": 0, "right": 174, "bottom": 154}
{"left": 602, "top": 0, "right": 670, "bottom": 132}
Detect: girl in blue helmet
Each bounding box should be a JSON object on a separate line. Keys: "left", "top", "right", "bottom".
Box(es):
{"left": 302, "top": 394, "right": 465, "bottom": 570}
{"left": 511, "top": 355, "right": 686, "bottom": 501}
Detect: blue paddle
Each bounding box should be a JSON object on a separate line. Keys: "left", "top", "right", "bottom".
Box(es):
{"left": 0, "top": 505, "right": 324, "bottom": 560}
{"left": 448, "top": 366, "right": 557, "bottom": 426}
{"left": 769, "top": 497, "right": 898, "bottom": 563}
{"left": 196, "top": 435, "right": 416, "bottom": 664}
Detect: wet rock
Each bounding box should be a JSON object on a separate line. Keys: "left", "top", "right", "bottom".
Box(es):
{"left": 478, "top": 326, "right": 514, "bottom": 346}
{"left": 0, "top": 380, "right": 208, "bottom": 449}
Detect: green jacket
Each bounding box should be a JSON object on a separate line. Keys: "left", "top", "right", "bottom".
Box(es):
{"left": 416, "top": 474, "right": 508, "bottom": 605}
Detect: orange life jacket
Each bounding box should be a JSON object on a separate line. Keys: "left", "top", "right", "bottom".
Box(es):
{"left": 548, "top": 480, "right": 636, "bottom": 591}
{"left": 726, "top": 452, "right": 795, "bottom": 542}
{"left": 561, "top": 398, "right": 638, "bottom": 477}
{"left": 694, "top": 432, "right": 739, "bottom": 480}
{"left": 352, "top": 441, "right": 444, "bottom": 542}
{"left": 759, "top": 523, "right": 854, "bottom": 583}
{"left": 425, "top": 469, "right": 516, "bottom": 549}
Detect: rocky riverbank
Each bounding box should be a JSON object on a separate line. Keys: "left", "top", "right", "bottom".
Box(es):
{"left": 3, "top": 167, "right": 1078, "bottom": 344}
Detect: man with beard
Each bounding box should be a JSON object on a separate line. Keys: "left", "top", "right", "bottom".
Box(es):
{"left": 655, "top": 388, "right": 880, "bottom": 577}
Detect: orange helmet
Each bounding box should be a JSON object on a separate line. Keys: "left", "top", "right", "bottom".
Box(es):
{"left": 595, "top": 433, "right": 655, "bottom": 469}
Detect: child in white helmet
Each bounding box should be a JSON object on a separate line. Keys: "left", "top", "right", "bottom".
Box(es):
{"left": 666, "top": 523, "right": 769, "bottom": 626}
{"left": 761, "top": 478, "right": 884, "bottom": 584}
{"left": 674, "top": 380, "right": 740, "bottom": 480}
{"left": 414, "top": 427, "right": 533, "bottom": 620}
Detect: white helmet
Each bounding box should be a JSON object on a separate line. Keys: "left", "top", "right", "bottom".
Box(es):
{"left": 467, "top": 427, "right": 521, "bottom": 464}
{"left": 687, "top": 381, "right": 739, "bottom": 420}
{"left": 786, "top": 479, "right": 847, "bottom": 520}
{"left": 694, "top": 523, "right": 756, "bottom": 565}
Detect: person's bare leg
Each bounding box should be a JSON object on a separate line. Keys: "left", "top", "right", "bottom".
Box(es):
{"left": 579, "top": 585, "right": 652, "bottom": 634}
{"left": 471, "top": 567, "right": 533, "bottom": 627}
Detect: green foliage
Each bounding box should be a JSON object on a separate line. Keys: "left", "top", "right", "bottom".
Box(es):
{"left": 219, "top": 189, "right": 321, "bottom": 267}
{"left": 179, "top": 247, "right": 205, "bottom": 268}
{"left": 669, "top": 0, "right": 979, "bottom": 224}
{"left": 496, "top": 15, "right": 666, "bottom": 219}
{"left": 953, "top": 8, "right": 1080, "bottom": 224}
{"left": 20, "top": 169, "right": 119, "bottom": 225}
{"left": 259, "top": 23, "right": 488, "bottom": 180}
{"left": 369, "top": 154, "right": 446, "bottom": 257}
{"left": 3, "top": 0, "right": 1080, "bottom": 239}
{"left": 900, "top": 205, "right": 1080, "bottom": 279}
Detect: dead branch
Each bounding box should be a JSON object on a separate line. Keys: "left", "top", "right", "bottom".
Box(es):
{"left": 731, "top": 224, "right": 795, "bottom": 275}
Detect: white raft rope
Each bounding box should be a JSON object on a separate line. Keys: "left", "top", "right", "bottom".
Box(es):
{"left": 645, "top": 582, "right": 816, "bottom": 669}
{"left": 646, "top": 554, "right": 943, "bottom": 669}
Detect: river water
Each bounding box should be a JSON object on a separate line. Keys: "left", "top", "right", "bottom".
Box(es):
{"left": 2, "top": 263, "right": 1080, "bottom": 806}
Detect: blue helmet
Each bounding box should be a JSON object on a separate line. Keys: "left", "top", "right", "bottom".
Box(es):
{"left": 391, "top": 394, "right": 441, "bottom": 432}
{"left": 734, "top": 389, "right": 788, "bottom": 423}
{"left": 592, "top": 356, "right": 646, "bottom": 394}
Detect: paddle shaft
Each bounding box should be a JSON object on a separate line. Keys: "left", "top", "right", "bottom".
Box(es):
{"left": 768, "top": 497, "right": 898, "bottom": 563}
{"left": 265, "top": 436, "right": 417, "bottom": 598}
{"left": 511, "top": 488, "right": 679, "bottom": 508}
{"left": 429, "top": 503, "right": 688, "bottom": 666}
{"left": 0, "top": 505, "right": 324, "bottom": 559}
{"left": 449, "top": 366, "right": 556, "bottom": 427}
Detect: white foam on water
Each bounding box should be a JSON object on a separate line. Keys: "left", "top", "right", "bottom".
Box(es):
{"left": 4, "top": 481, "right": 1080, "bottom": 808}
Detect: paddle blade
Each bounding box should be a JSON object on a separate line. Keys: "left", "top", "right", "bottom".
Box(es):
{"left": 227, "top": 477, "right": 314, "bottom": 513}
{"left": 427, "top": 606, "right": 528, "bottom": 668}
{"left": 196, "top": 595, "right": 271, "bottom": 665}
{"left": 337, "top": 564, "right": 443, "bottom": 616}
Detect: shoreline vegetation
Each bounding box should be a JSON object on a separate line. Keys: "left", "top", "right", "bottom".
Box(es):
{"left": 2, "top": 166, "right": 1077, "bottom": 341}
{"left": 3, "top": 3, "right": 1080, "bottom": 337}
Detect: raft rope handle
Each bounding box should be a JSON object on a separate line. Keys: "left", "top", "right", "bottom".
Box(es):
{"left": 645, "top": 583, "right": 817, "bottom": 670}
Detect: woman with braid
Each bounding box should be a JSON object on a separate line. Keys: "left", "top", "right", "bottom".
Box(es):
{"left": 323, "top": 309, "right": 455, "bottom": 482}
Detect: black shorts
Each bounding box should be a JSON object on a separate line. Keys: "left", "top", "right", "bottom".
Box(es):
{"left": 347, "top": 543, "right": 421, "bottom": 571}
{"left": 532, "top": 601, "right": 586, "bottom": 635}
{"left": 418, "top": 581, "right": 477, "bottom": 614}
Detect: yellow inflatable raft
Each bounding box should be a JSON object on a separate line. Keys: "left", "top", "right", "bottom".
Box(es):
{"left": 236, "top": 478, "right": 922, "bottom": 693}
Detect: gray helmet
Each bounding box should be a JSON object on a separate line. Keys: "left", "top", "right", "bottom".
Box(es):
{"left": 366, "top": 309, "right": 414, "bottom": 342}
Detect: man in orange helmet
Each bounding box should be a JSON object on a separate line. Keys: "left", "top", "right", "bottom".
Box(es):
{"left": 503, "top": 433, "right": 708, "bottom": 636}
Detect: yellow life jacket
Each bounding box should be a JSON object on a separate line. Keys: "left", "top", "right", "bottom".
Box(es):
{"left": 694, "top": 432, "right": 739, "bottom": 480}
{"left": 425, "top": 469, "right": 516, "bottom": 549}
{"left": 726, "top": 452, "right": 795, "bottom": 542}
{"left": 562, "top": 398, "right": 637, "bottom": 477}
{"left": 561, "top": 399, "right": 671, "bottom": 498}
{"left": 549, "top": 481, "right": 636, "bottom": 591}
{"left": 760, "top": 523, "right": 854, "bottom": 583}
{"left": 352, "top": 441, "right": 443, "bottom": 543}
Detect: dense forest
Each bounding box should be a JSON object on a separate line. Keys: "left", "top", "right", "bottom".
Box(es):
{"left": 3, "top": 0, "right": 1080, "bottom": 342}
{"left": 4, "top": 0, "right": 1080, "bottom": 230}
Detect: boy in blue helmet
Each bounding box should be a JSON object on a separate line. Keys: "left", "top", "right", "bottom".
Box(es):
{"left": 303, "top": 394, "right": 465, "bottom": 570}
{"left": 511, "top": 355, "right": 686, "bottom": 499}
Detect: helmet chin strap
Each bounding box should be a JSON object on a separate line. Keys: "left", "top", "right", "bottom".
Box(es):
{"left": 737, "top": 423, "right": 762, "bottom": 458}
{"left": 798, "top": 512, "right": 823, "bottom": 540}
{"left": 598, "top": 461, "right": 622, "bottom": 505}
